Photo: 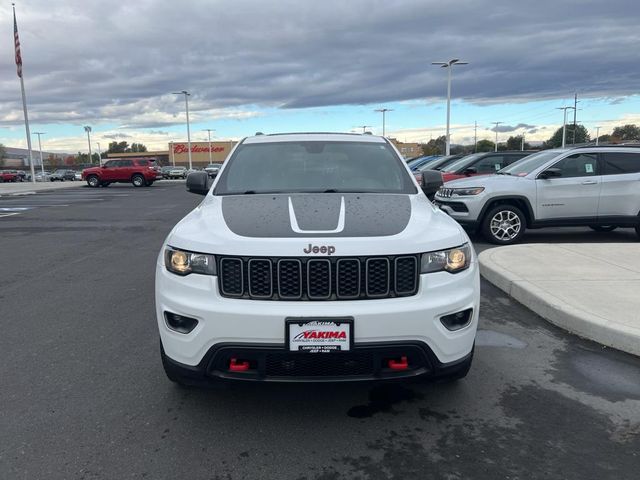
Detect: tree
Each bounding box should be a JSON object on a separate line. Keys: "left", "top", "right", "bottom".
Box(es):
{"left": 476, "top": 139, "right": 495, "bottom": 152}
{"left": 421, "top": 136, "right": 446, "bottom": 156}
{"left": 0, "top": 143, "right": 5, "bottom": 167}
{"left": 107, "top": 141, "right": 129, "bottom": 154}
{"left": 611, "top": 124, "right": 640, "bottom": 142}
{"left": 544, "top": 124, "right": 589, "bottom": 148}
{"left": 129, "top": 143, "right": 147, "bottom": 152}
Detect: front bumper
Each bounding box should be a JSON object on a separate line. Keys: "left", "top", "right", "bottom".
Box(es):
{"left": 434, "top": 196, "right": 485, "bottom": 227}
{"left": 156, "top": 256, "right": 480, "bottom": 374}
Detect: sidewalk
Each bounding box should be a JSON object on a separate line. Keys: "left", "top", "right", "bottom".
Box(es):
{"left": 479, "top": 243, "right": 640, "bottom": 357}
{"left": 0, "top": 181, "right": 84, "bottom": 196}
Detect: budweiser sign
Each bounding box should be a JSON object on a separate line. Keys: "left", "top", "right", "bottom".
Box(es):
{"left": 173, "top": 144, "right": 226, "bottom": 154}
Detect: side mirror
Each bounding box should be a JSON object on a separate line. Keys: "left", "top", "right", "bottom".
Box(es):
{"left": 463, "top": 167, "right": 477, "bottom": 175}
{"left": 421, "top": 170, "right": 444, "bottom": 200}
{"left": 186, "top": 171, "right": 210, "bottom": 195}
{"left": 539, "top": 167, "right": 562, "bottom": 179}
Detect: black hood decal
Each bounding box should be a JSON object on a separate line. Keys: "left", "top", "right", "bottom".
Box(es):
{"left": 221, "top": 194, "right": 411, "bottom": 237}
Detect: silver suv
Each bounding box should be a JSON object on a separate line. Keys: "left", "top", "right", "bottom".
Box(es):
{"left": 434, "top": 146, "right": 640, "bottom": 244}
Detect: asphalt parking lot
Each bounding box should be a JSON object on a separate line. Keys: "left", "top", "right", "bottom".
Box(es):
{"left": 1, "top": 182, "right": 639, "bottom": 480}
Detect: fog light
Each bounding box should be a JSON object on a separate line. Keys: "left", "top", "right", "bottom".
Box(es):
{"left": 440, "top": 309, "right": 473, "bottom": 331}
{"left": 164, "top": 312, "right": 198, "bottom": 334}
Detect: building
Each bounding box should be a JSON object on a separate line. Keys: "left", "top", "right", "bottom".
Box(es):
{"left": 388, "top": 138, "right": 424, "bottom": 159}
{"left": 106, "top": 141, "right": 237, "bottom": 168}
{"left": 0, "top": 146, "right": 68, "bottom": 168}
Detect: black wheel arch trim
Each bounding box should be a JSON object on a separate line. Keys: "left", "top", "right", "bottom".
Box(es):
{"left": 478, "top": 195, "right": 535, "bottom": 227}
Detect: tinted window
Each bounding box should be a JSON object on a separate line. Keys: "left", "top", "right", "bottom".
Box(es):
{"left": 548, "top": 153, "right": 598, "bottom": 178}
{"left": 500, "top": 150, "right": 563, "bottom": 176}
{"left": 137, "top": 159, "right": 149, "bottom": 166}
{"left": 602, "top": 152, "right": 640, "bottom": 175}
{"left": 215, "top": 141, "right": 416, "bottom": 195}
{"left": 104, "top": 160, "right": 116, "bottom": 168}
{"left": 441, "top": 153, "right": 483, "bottom": 173}
{"left": 120, "top": 160, "right": 134, "bottom": 167}
{"left": 473, "top": 155, "right": 506, "bottom": 174}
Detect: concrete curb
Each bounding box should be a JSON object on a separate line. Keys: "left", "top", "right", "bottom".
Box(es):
{"left": 0, "top": 182, "right": 85, "bottom": 196}
{"left": 479, "top": 247, "right": 640, "bottom": 357}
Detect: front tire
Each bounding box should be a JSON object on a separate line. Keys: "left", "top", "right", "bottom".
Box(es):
{"left": 482, "top": 205, "right": 526, "bottom": 245}
{"left": 132, "top": 174, "right": 145, "bottom": 187}
{"left": 86, "top": 175, "right": 100, "bottom": 188}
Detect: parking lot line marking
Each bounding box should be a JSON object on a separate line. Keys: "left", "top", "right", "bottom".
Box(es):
{"left": 0, "top": 212, "right": 19, "bottom": 218}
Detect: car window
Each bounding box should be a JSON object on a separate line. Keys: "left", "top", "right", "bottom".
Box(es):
{"left": 549, "top": 153, "right": 599, "bottom": 178}
{"left": 104, "top": 160, "right": 116, "bottom": 168}
{"left": 473, "top": 155, "right": 506, "bottom": 174}
{"left": 137, "top": 160, "right": 149, "bottom": 166}
{"left": 601, "top": 152, "right": 640, "bottom": 175}
{"left": 120, "top": 160, "right": 134, "bottom": 167}
{"left": 215, "top": 141, "right": 416, "bottom": 195}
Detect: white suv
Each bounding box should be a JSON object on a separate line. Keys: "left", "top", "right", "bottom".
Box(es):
{"left": 155, "top": 133, "right": 480, "bottom": 385}
{"left": 434, "top": 146, "right": 640, "bottom": 244}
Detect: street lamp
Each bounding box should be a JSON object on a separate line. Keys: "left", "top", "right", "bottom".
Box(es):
{"left": 354, "top": 125, "right": 372, "bottom": 133}
{"left": 32, "top": 132, "right": 46, "bottom": 175}
{"left": 202, "top": 128, "right": 216, "bottom": 164}
{"left": 374, "top": 108, "right": 393, "bottom": 137}
{"left": 96, "top": 142, "right": 102, "bottom": 165}
{"left": 491, "top": 122, "right": 503, "bottom": 152}
{"left": 556, "top": 107, "right": 576, "bottom": 148}
{"left": 432, "top": 59, "right": 468, "bottom": 155}
{"left": 173, "top": 90, "right": 192, "bottom": 170}
{"left": 595, "top": 126, "right": 601, "bottom": 145}
{"left": 84, "top": 126, "right": 93, "bottom": 165}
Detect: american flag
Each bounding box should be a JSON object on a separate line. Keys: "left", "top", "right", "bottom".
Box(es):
{"left": 14, "top": 7, "right": 23, "bottom": 78}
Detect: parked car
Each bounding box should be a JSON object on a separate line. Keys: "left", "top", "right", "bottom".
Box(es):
{"left": 74, "top": 171, "right": 82, "bottom": 181}
{"left": 166, "top": 166, "right": 188, "bottom": 179}
{"left": 0, "top": 170, "right": 19, "bottom": 182}
{"left": 34, "top": 171, "right": 52, "bottom": 182}
{"left": 407, "top": 155, "right": 441, "bottom": 171}
{"left": 437, "top": 151, "right": 534, "bottom": 183}
{"left": 413, "top": 155, "right": 465, "bottom": 185}
{"left": 82, "top": 158, "right": 158, "bottom": 187}
{"left": 50, "top": 169, "right": 77, "bottom": 181}
{"left": 204, "top": 163, "right": 223, "bottom": 177}
{"left": 433, "top": 146, "right": 640, "bottom": 244}
{"left": 157, "top": 132, "right": 479, "bottom": 386}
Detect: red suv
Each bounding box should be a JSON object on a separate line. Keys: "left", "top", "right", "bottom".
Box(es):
{"left": 82, "top": 158, "right": 158, "bottom": 188}
{"left": 0, "top": 171, "right": 19, "bottom": 183}
{"left": 439, "top": 151, "right": 533, "bottom": 183}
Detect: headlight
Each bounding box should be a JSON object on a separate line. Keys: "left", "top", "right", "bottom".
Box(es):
{"left": 421, "top": 244, "right": 471, "bottom": 274}
{"left": 452, "top": 187, "right": 484, "bottom": 196}
{"left": 164, "top": 247, "right": 217, "bottom": 276}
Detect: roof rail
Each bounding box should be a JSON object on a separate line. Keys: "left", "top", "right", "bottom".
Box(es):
{"left": 571, "top": 143, "right": 640, "bottom": 149}
{"left": 265, "top": 132, "right": 368, "bottom": 137}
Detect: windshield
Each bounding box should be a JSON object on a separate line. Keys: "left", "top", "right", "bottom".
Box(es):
{"left": 499, "top": 150, "right": 562, "bottom": 176}
{"left": 214, "top": 140, "right": 417, "bottom": 195}
{"left": 441, "top": 153, "right": 483, "bottom": 173}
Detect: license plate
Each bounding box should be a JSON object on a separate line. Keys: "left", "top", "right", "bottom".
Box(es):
{"left": 286, "top": 318, "right": 352, "bottom": 353}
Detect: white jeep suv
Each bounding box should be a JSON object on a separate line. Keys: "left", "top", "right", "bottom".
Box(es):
{"left": 156, "top": 133, "right": 480, "bottom": 385}
{"left": 434, "top": 146, "right": 640, "bottom": 244}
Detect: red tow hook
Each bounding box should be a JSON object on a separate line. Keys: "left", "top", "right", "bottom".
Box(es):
{"left": 388, "top": 356, "right": 409, "bottom": 371}
{"left": 229, "top": 358, "right": 250, "bottom": 372}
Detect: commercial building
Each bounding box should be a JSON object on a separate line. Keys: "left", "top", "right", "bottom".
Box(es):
{"left": 0, "top": 146, "right": 68, "bottom": 168}
{"left": 106, "top": 141, "right": 237, "bottom": 168}
{"left": 388, "top": 139, "right": 424, "bottom": 159}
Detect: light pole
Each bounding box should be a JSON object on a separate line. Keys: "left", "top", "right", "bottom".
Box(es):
{"left": 32, "top": 132, "right": 46, "bottom": 175}
{"left": 173, "top": 90, "right": 192, "bottom": 170}
{"left": 96, "top": 142, "right": 102, "bottom": 165}
{"left": 202, "top": 128, "right": 216, "bottom": 164}
{"left": 521, "top": 133, "right": 525, "bottom": 151}
{"left": 374, "top": 108, "right": 393, "bottom": 137}
{"left": 432, "top": 59, "right": 468, "bottom": 155}
{"left": 354, "top": 125, "right": 372, "bottom": 133}
{"left": 83, "top": 126, "right": 93, "bottom": 164}
{"left": 556, "top": 107, "right": 575, "bottom": 148}
{"left": 595, "top": 126, "right": 601, "bottom": 145}
{"left": 491, "top": 122, "right": 503, "bottom": 152}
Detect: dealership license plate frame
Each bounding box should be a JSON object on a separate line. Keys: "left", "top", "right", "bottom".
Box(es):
{"left": 286, "top": 317, "right": 354, "bottom": 353}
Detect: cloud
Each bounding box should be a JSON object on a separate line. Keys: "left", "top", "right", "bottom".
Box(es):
{"left": 491, "top": 123, "right": 537, "bottom": 133}
{"left": 102, "top": 133, "right": 132, "bottom": 139}
{"left": 0, "top": 0, "right": 638, "bottom": 129}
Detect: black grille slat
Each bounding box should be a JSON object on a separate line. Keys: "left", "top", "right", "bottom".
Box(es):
{"left": 278, "top": 259, "right": 302, "bottom": 299}
{"left": 307, "top": 259, "right": 331, "bottom": 299}
{"left": 336, "top": 259, "right": 361, "bottom": 299}
{"left": 220, "top": 258, "right": 243, "bottom": 296}
{"left": 395, "top": 256, "right": 418, "bottom": 295}
{"left": 218, "top": 255, "right": 419, "bottom": 301}
{"left": 366, "top": 258, "right": 390, "bottom": 297}
{"left": 265, "top": 351, "right": 374, "bottom": 377}
{"left": 248, "top": 259, "right": 272, "bottom": 298}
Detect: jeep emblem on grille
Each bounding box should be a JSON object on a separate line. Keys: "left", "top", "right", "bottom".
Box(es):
{"left": 303, "top": 244, "right": 336, "bottom": 255}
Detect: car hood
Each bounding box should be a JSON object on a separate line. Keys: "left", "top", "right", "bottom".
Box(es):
{"left": 442, "top": 174, "right": 525, "bottom": 188}
{"left": 165, "top": 193, "right": 467, "bottom": 257}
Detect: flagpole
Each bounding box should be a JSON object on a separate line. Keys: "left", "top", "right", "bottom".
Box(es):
{"left": 13, "top": 4, "right": 36, "bottom": 183}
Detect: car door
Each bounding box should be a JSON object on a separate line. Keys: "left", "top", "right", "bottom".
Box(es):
{"left": 118, "top": 159, "right": 134, "bottom": 181}
{"left": 535, "top": 152, "right": 601, "bottom": 220}
{"left": 101, "top": 160, "right": 118, "bottom": 181}
{"left": 598, "top": 151, "right": 640, "bottom": 219}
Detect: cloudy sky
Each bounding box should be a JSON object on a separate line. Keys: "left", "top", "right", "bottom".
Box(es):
{"left": 1, "top": 0, "right": 639, "bottom": 152}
